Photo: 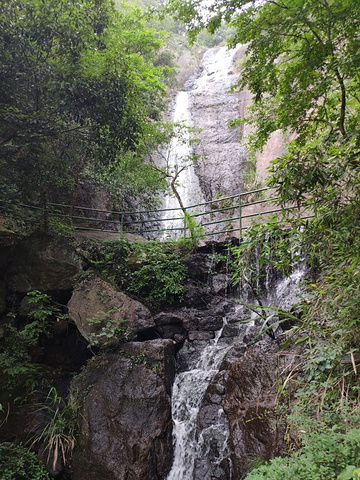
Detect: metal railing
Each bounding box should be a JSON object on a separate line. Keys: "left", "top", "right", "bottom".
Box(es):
{"left": 1, "top": 187, "right": 313, "bottom": 239}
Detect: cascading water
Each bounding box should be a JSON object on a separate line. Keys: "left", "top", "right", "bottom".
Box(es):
{"left": 161, "top": 91, "right": 204, "bottom": 238}
{"left": 167, "top": 319, "right": 232, "bottom": 480}
{"left": 167, "top": 260, "right": 308, "bottom": 480}
{"left": 160, "top": 44, "right": 245, "bottom": 238}
{"left": 162, "top": 45, "right": 309, "bottom": 480}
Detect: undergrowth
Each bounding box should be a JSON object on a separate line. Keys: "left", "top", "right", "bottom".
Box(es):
{"left": 90, "top": 238, "right": 191, "bottom": 309}
{"left": 0, "top": 442, "right": 50, "bottom": 479}
{"left": 231, "top": 204, "right": 360, "bottom": 480}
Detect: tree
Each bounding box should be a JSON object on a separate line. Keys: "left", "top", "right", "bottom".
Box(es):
{"left": 166, "top": 0, "right": 360, "bottom": 212}
{"left": 0, "top": 0, "right": 171, "bottom": 221}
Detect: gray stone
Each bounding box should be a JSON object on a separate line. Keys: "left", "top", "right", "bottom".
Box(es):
{"left": 212, "top": 274, "right": 230, "bottom": 295}
{"left": 71, "top": 343, "right": 173, "bottom": 480}
{"left": 122, "top": 339, "right": 176, "bottom": 393}
{"left": 6, "top": 234, "right": 83, "bottom": 292}
{"left": 188, "top": 330, "right": 214, "bottom": 341}
{"left": 68, "top": 274, "right": 153, "bottom": 347}
{"left": 154, "top": 312, "right": 185, "bottom": 326}
{"left": 223, "top": 340, "right": 284, "bottom": 478}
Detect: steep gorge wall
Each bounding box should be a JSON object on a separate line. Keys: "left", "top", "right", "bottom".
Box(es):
{"left": 178, "top": 43, "right": 286, "bottom": 201}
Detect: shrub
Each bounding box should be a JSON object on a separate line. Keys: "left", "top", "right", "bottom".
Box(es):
{"left": 0, "top": 443, "right": 49, "bottom": 479}
{"left": 244, "top": 428, "right": 360, "bottom": 480}
{"left": 92, "top": 239, "right": 189, "bottom": 309}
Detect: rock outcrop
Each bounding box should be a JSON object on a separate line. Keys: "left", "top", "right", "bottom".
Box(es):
{"left": 68, "top": 274, "right": 153, "bottom": 347}
{"left": 0, "top": 230, "right": 304, "bottom": 480}
{"left": 188, "top": 46, "right": 247, "bottom": 202}
{"left": 6, "top": 233, "right": 83, "bottom": 292}
{"left": 223, "top": 340, "right": 284, "bottom": 478}
{"left": 71, "top": 340, "right": 175, "bottom": 480}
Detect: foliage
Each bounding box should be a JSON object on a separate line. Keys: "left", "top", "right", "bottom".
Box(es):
{"left": 0, "top": 291, "right": 67, "bottom": 404}
{"left": 182, "top": 211, "right": 206, "bottom": 247}
{"left": 127, "top": 241, "right": 188, "bottom": 307}
{"left": 0, "top": 0, "right": 171, "bottom": 225}
{"left": 86, "top": 307, "right": 128, "bottom": 348}
{"left": 159, "top": 1, "right": 360, "bottom": 477}
{"left": 230, "top": 219, "right": 302, "bottom": 294}
{"left": 91, "top": 238, "right": 189, "bottom": 309}
{"left": 30, "top": 387, "right": 78, "bottom": 472}
{"left": 166, "top": 0, "right": 360, "bottom": 222}
{"left": 0, "top": 442, "right": 50, "bottom": 480}
{"left": 244, "top": 427, "right": 360, "bottom": 480}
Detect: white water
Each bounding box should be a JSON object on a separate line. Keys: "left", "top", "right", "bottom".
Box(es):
{"left": 160, "top": 45, "right": 241, "bottom": 239}
{"left": 161, "top": 91, "right": 203, "bottom": 238}
{"left": 167, "top": 320, "right": 231, "bottom": 480}
{"left": 192, "top": 45, "right": 238, "bottom": 92}
{"left": 167, "top": 262, "right": 308, "bottom": 479}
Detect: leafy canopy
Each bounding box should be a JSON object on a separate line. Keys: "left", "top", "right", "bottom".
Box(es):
{"left": 0, "top": 0, "right": 171, "bottom": 212}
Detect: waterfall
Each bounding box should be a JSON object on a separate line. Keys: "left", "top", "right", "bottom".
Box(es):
{"left": 167, "top": 319, "right": 231, "bottom": 480}
{"left": 160, "top": 45, "right": 243, "bottom": 239}
{"left": 161, "top": 91, "right": 204, "bottom": 238}
{"left": 167, "top": 260, "right": 308, "bottom": 479}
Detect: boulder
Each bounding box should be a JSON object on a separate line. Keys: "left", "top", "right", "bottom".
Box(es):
{"left": 71, "top": 341, "right": 174, "bottom": 480}
{"left": 211, "top": 274, "right": 230, "bottom": 295}
{"left": 122, "top": 339, "right": 176, "bottom": 393}
{"left": 223, "top": 340, "right": 284, "bottom": 478}
{"left": 68, "top": 274, "right": 153, "bottom": 347}
{"left": 6, "top": 234, "right": 83, "bottom": 292}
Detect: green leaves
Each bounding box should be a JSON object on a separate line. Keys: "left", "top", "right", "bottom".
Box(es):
{"left": 0, "top": 0, "right": 171, "bottom": 217}
{"left": 338, "top": 466, "right": 360, "bottom": 480}
{"left": 244, "top": 427, "right": 360, "bottom": 480}
{"left": 91, "top": 239, "right": 189, "bottom": 309}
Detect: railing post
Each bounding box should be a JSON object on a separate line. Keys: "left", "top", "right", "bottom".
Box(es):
{"left": 239, "top": 194, "right": 242, "bottom": 241}
{"left": 183, "top": 209, "right": 187, "bottom": 238}
{"left": 120, "top": 213, "right": 124, "bottom": 232}
{"left": 42, "top": 193, "right": 49, "bottom": 232}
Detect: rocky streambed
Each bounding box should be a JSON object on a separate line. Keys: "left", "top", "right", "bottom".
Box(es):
{"left": 0, "top": 232, "right": 305, "bottom": 479}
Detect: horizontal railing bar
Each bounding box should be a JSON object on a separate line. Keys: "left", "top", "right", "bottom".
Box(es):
{"left": 0, "top": 202, "right": 44, "bottom": 211}
{"left": 241, "top": 196, "right": 280, "bottom": 208}
{"left": 50, "top": 212, "right": 120, "bottom": 224}
{"left": 3, "top": 191, "right": 277, "bottom": 219}
{"left": 71, "top": 213, "right": 315, "bottom": 236}
{"left": 202, "top": 215, "right": 239, "bottom": 227}
{"left": 190, "top": 206, "right": 234, "bottom": 218}
{"left": 205, "top": 227, "right": 240, "bottom": 236}
{"left": 74, "top": 226, "right": 124, "bottom": 233}
{"left": 47, "top": 186, "right": 270, "bottom": 216}
{"left": 50, "top": 202, "right": 185, "bottom": 216}
{"left": 241, "top": 206, "right": 297, "bottom": 219}
{"left": 123, "top": 216, "right": 184, "bottom": 225}
{"left": 136, "top": 227, "right": 185, "bottom": 234}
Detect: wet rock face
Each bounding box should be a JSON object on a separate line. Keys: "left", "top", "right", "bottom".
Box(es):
{"left": 72, "top": 340, "right": 175, "bottom": 480}
{"left": 223, "top": 340, "right": 284, "bottom": 478}
{"left": 187, "top": 46, "right": 247, "bottom": 201}
{"left": 6, "top": 234, "right": 83, "bottom": 292}
{"left": 68, "top": 274, "right": 153, "bottom": 347}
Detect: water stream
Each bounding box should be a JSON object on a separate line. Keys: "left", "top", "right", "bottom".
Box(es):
{"left": 167, "top": 261, "right": 308, "bottom": 479}
{"left": 163, "top": 45, "right": 308, "bottom": 479}
{"left": 161, "top": 91, "right": 203, "bottom": 238}
{"left": 160, "top": 45, "right": 242, "bottom": 238}
{"left": 167, "top": 319, "right": 231, "bottom": 480}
